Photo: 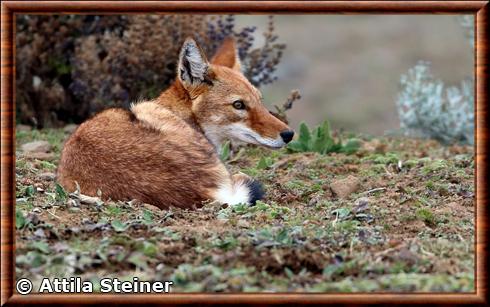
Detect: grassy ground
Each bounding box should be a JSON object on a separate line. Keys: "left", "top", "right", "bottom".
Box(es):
{"left": 15, "top": 127, "right": 474, "bottom": 292}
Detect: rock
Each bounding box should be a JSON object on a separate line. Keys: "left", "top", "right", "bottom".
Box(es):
{"left": 21, "top": 140, "right": 52, "bottom": 153}
{"left": 307, "top": 193, "right": 323, "bottom": 206}
{"left": 53, "top": 242, "right": 69, "bottom": 253}
{"left": 330, "top": 175, "right": 360, "bottom": 199}
{"left": 237, "top": 219, "right": 250, "bottom": 228}
{"left": 141, "top": 202, "right": 158, "bottom": 212}
{"left": 63, "top": 124, "right": 78, "bottom": 134}
{"left": 33, "top": 228, "right": 46, "bottom": 238}
{"left": 38, "top": 172, "right": 56, "bottom": 181}
{"left": 361, "top": 139, "right": 387, "bottom": 154}
{"left": 23, "top": 152, "right": 56, "bottom": 161}
{"left": 434, "top": 202, "right": 467, "bottom": 218}
{"left": 25, "top": 212, "right": 40, "bottom": 225}
{"left": 353, "top": 197, "right": 369, "bottom": 213}
{"left": 388, "top": 239, "right": 401, "bottom": 247}
{"left": 398, "top": 247, "right": 418, "bottom": 264}
{"left": 17, "top": 124, "right": 32, "bottom": 132}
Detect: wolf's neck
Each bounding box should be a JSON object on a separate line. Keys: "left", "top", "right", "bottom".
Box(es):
{"left": 154, "top": 83, "right": 225, "bottom": 150}
{"left": 133, "top": 83, "right": 224, "bottom": 151}
{"left": 155, "top": 82, "right": 199, "bottom": 129}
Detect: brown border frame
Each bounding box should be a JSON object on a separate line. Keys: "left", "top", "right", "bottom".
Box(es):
{"left": 1, "top": 1, "right": 488, "bottom": 305}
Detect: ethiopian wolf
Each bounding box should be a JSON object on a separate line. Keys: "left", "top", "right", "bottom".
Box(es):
{"left": 57, "top": 37, "right": 294, "bottom": 209}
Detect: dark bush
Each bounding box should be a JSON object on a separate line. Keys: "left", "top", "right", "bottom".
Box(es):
{"left": 16, "top": 15, "right": 285, "bottom": 128}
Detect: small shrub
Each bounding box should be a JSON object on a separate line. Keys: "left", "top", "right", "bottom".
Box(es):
{"left": 270, "top": 89, "right": 301, "bottom": 124}
{"left": 396, "top": 16, "right": 474, "bottom": 145}
{"left": 416, "top": 208, "right": 436, "bottom": 226}
{"left": 287, "top": 120, "right": 360, "bottom": 155}
{"left": 15, "top": 15, "right": 129, "bottom": 127}
{"left": 396, "top": 61, "right": 474, "bottom": 145}
{"left": 16, "top": 15, "right": 285, "bottom": 128}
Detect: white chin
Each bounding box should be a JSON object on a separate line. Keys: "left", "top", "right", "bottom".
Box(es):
{"left": 226, "top": 123, "right": 286, "bottom": 149}
{"left": 260, "top": 142, "right": 284, "bottom": 149}
{"left": 241, "top": 134, "right": 285, "bottom": 149}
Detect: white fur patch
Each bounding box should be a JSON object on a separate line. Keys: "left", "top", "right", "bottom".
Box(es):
{"left": 227, "top": 123, "right": 286, "bottom": 148}
{"left": 214, "top": 180, "right": 250, "bottom": 205}
{"left": 201, "top": 124, "right": 224, "bottom": 149}
{"left": 202, "top": 123, "right": 285, "bottom": 150}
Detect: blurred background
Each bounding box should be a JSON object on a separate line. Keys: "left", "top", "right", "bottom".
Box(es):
{"left": 16, "top": 14, "right": 474, "bottom": 139}
{"left": 238, "top": 15, "right": 473, "bottom": 135}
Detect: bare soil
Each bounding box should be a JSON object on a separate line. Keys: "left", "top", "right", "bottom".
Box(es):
{"left": 15, "top": 127, "right": 474, "bottom": 292}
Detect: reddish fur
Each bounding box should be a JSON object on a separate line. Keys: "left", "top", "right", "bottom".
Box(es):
{"left": 57, "top": 108, "right": 225, "bottom": 209}
{"left": 57, "top": 37, "right": 292, "bottom": 209}
{"left": 210, "top": 37, "right": 241, "bottom": 71}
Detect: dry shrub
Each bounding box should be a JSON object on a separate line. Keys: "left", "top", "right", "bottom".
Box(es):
{"left": 16, "top": 15, "right": 285, "bottom": 128}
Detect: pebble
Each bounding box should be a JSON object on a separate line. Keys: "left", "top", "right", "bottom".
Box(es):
{"left": 38, "top": 172, "right": 56, "bottom": 181}
{"left": 63, "top": 124, "right": 78, "bottom": 134}
{"left": 17, "top": 124, "right": 32, "bottom": 132}
{"left": 21, "top": 140, "right": 52, "bottom": 153}
{"left": 23, "top": 152, "right": 56, "bottom": 161}
{"left": 237, "top": 220, "right": 250, "bottom": 228}
{"left": 353, "top": 197, "right": 369, "bottom": 213}
{"left": 330, "top": 175, "right": 360, "bottom": 198}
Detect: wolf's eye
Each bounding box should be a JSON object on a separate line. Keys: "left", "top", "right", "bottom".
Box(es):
{"left": 232, "top": 100, "right": 246, "bottom": 110}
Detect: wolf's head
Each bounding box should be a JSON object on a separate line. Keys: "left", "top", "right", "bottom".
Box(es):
{"left": 176, "top": 37, "right": 294, "bottom": 149}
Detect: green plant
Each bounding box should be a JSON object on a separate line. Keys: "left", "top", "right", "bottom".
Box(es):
{"left": 219, "top": 141, "right": 231, "bottom": 162}
{"left": 257, "top": 156, "right": 274, "bottom": 169}
{"left": 287, "top": 121, "right": 360, "bottom": 155}
{"left": 111, "top": 219, "right": 129, "bottom": 232}
{"left": 416, "top": 208, "right": 436, "bottom": 226}
{"left": 54, "top": 183, "right": 68, "bottom": 202}
{"left": 16, "top": 209, "right": 26, "bottom": 229}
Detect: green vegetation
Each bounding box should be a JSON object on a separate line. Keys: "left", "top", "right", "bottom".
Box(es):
{"left": 15, "top": 127, "right": 475, "bottom": 292}
{"left": 219, "top": 141, "right": 231, "bottom": 162}
{"left": 287, "top": 121, "right": 360, "bottom": 155}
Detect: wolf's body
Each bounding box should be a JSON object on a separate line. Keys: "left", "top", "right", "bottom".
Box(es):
{"left": 57, "top": 38, "right": 293, "bottom": 209}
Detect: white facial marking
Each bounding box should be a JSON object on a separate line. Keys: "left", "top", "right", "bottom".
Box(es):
{"left": 202, "top": 123, "right": 285, "bottom": 150}
{"left": 227, "top": 123, "right": 286, "bottom": 148}
{"left": 201, "top": 125, "right": 224, "bottom": 149}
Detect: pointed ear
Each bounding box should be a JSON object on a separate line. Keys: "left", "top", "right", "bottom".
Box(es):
{"left": 211, "top": 37, "right": 242, "bottom": 72}
{"left": 178, "top": 38, "right": 211, "bottom": 88}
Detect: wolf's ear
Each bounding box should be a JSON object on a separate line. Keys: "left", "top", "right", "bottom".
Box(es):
{"left": 178, "top": 38, "right": 211, "bottom": 88}
{"left": 211, "top": 37, "right": 241, "bottom": 72}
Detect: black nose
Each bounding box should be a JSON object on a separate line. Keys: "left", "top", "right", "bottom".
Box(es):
{"left": 280, "top": 130, "right": 294, "bottom": 143}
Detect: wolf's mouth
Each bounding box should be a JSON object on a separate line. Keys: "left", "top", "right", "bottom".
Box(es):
{"left": 244, "top": 133, "right": 283, "bottom": 149}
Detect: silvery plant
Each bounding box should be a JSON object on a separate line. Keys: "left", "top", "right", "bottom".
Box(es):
{"left": 396, "top": 61, "right": 474, "bottom": 145}
{"left": 396, "top": 16, "right": 474, "bottom": 145}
